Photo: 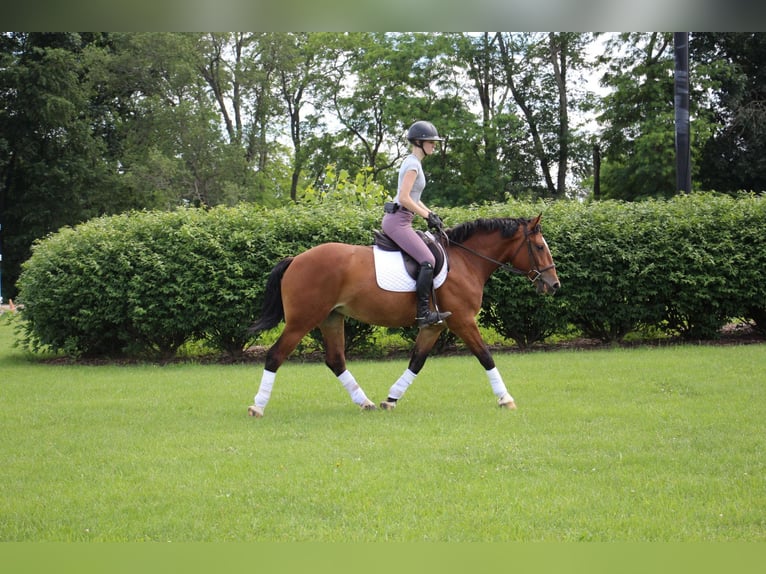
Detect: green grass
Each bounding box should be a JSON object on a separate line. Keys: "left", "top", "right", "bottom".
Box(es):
{"left": 1, "top": 317, "right": 764, "bottom": 541}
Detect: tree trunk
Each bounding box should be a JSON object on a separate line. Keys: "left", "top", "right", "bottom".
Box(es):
{"left": 550, "top": 33, "right": 569, "bottom": 198}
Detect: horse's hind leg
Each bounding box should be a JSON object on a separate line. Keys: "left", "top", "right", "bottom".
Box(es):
{"left": 320, "top": 312, "right": 376, "bottom": 411}
{"left": 248, "top": 325, "right": 307, "bottom": 417}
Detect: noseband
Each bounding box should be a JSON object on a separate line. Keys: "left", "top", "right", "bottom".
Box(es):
{"left": 521, "top": 225, "right": 557, "bottom": 287}
{"left": 446, "top": 222, "right": 557, "bottom": 287}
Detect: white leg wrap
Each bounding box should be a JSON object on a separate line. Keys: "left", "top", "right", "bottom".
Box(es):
{"left": 338, "top": 370, "right": 371, "bottom": 406}
{"left": 387, "top": 369, "right": 417, "bottom": 400}
{"left": 487, "top": 367, "right": 512, "bottom": 401}
{"left": 254, "top": 369, "right": 276, "bottom": 409}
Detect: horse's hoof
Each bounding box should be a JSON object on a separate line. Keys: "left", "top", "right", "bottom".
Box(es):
{"left": 247, "top": 405, "right": 264, "bottom": 418}
{"left": 379, "top": 400, "right": 396, "bottom": 411}
{"left": 360, "top": 399, "right": 377, "bottom": 411}
{"left": 498, "top": 394, "right": 517, "bottom": 410}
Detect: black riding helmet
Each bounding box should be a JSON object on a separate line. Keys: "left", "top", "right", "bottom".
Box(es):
{"left": 407, "top": 121, "right": 444, "bottom": 150}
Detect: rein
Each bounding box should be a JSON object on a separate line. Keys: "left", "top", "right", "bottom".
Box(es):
{"left": 443, "top": 223, "right": 556, "bottom": 285}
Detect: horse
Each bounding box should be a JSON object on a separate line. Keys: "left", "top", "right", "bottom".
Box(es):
{"left": 247, "top": 214, "right": 560, "bottom": 417}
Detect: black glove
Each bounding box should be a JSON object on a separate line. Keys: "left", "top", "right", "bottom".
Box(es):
{"left": 427, "top": 211, "right": 445, "bottom": 230}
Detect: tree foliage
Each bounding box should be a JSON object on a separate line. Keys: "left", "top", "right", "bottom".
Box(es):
{"left": 595, "top": 33, "right": 679, "bottom": 200}
{"left": 3, "top": 31, "right": 766, "bottom": 303}
{"left": 691, "top": 33, "right": 766, "bottom": 194}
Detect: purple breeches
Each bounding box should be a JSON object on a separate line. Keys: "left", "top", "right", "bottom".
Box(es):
{"left": 381, "top": 210, "right": 435, "bottom": 266}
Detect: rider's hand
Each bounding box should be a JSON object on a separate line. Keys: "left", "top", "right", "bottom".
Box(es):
{"left": 427, "top": 211, "right": 444, "bottom": 230}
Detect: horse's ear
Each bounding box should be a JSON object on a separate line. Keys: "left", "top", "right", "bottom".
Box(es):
{"left": 532, "top": 212, "right": 542, "bottom": 225}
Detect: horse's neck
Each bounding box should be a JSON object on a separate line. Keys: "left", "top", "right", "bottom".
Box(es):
{"left": 455, "top": 232, "right": 519, "bottom": 279}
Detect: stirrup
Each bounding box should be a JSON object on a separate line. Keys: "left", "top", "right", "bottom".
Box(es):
{"left": 417, "top": 310, "right": 451, "bottom": 327}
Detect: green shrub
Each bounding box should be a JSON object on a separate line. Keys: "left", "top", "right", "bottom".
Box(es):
{"left": 732, "top": 193, "right": 766, "bottom": 335}
{"left": 481, "top": 273, "right": 569, "bottom": 349}
{"left": 188, "top": 205, "right": 279, "bottom": 356}
{"left": 17, "top": 202, "right": 383, "bottom": 358}
{"left": 15, "top": 192, "right": 765, "bottom": 360}
{"left": 16, "top": 214, "right": 136, "bottom": 357}
{"left": 550, "top": 200, "right": 669, "bottom": 342}
{"left": 656, "top": 193, "right": 764, "bottom": 339}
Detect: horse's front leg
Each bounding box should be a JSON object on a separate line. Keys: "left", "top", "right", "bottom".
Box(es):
{"left": 380, "top": 324, "right": 446, "bottom": 410}
{"left": 454, "top": 320, "right": 517, "bottom": 410}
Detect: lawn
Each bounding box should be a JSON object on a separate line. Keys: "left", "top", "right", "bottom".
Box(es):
{"left": 0, "top": 317, "right": 764, "bottom": 542}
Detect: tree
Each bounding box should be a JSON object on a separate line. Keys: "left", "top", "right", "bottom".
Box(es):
{"left": 0, "top": 33, "right": 128, "bottom": 300}
{"left": 194, "top": 33, "right": 291, "bottom": 201}
{"left": 14, "top": 31, "right": 766, "bottom": 302}
{"left": 692, "top": 33, "right": 766, "bottom": 194}
{"left": 272, "top": 33, "right": 341, "bottom": 202}
{"left": 88, "top": 32, "right": 290, "bottom": 209}
{"left": 326, "top": 33, "right": 418, "bottom": 184}
{"left": 594, "top": 33, "right": 679, "bottom": 200}
{"left": 496, "top": 32, "right": 594, "bottom": 199}
{"left": 449, "top": 32, "right": 519, "bottom": 204}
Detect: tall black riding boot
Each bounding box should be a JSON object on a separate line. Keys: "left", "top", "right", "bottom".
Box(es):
{"left": 415, "top": 263, "right": 451, "bottom": 327}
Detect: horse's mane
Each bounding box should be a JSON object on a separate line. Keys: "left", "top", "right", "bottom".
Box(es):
{"left": 446, "top": 217, "right": 526, "bottom": 244}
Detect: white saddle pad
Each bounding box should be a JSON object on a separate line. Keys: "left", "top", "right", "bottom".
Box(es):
{"left": 373, "top": 246, "right": 448, "bottom": 292}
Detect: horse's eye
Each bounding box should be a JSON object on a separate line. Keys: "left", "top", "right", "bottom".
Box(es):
{"left": 536, "top": 244, "right": 545, "bottom": 251}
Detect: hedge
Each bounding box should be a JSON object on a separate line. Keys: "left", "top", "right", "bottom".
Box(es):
{"left": 478, "top": 193, "right": 766, "bottom": 344}
{"left": 16, "top": 202, "right": 379, "bottom": 359}
{"left": 15, "top": 192, "right": 766, "bottom": 358}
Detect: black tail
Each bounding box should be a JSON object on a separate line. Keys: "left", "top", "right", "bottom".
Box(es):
{"left": 249, "top": 258, "right": 294, "bottom": 333}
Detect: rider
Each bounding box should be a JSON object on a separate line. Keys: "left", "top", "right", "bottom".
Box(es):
{"left": 382, "top": 120, "right": 451, "bottom": 327}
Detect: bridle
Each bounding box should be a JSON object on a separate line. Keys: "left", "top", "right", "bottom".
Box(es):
{"left": 441, "top": 221, "right": 557, "bottom": 288}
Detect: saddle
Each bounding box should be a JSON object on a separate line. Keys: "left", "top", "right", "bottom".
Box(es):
{"left": 373, "top": 229, "right": 448, "bottom": 280}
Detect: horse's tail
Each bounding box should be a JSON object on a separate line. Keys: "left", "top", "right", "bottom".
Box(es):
{"left": 249, "top": 257, "right": 294, "bottom": 333}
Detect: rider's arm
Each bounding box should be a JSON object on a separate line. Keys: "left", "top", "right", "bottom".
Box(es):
{"left": 398, "top": 170, "right": 431, "bottom": 219}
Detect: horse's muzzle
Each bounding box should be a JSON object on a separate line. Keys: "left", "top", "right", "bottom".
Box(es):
{"left": 531, "top": 265, "right": 559, "bottom": 294}
{"left": 536, "top": 279, "right": 560, "bottom": 294}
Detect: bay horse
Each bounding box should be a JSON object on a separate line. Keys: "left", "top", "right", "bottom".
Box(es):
{"left": 247, "top": 214, "right": 559, "bottom": 417}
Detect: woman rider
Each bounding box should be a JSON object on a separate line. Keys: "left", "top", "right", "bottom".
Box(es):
{"left": 382, "top": 120, "right": 451, "bottom": 327}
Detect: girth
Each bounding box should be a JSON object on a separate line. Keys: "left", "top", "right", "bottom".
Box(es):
{"left": 373, "top": 229, "right": 448, "bottom": 280}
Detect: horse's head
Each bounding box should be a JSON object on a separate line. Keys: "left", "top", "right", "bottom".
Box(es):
{"left": 446, "top": 214, "right": 560, "bottom": 294}
{"left": 520, "top": 214, "right": 560, "bottom": 295}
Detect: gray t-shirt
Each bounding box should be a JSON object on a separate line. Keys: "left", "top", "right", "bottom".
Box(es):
{"left": 393, "top": 154, "right": 425, "bottom": 204}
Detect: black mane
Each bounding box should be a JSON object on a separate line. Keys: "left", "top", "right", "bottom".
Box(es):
{"left": 446, "top": 217, "right": 526, "bottom": 244}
